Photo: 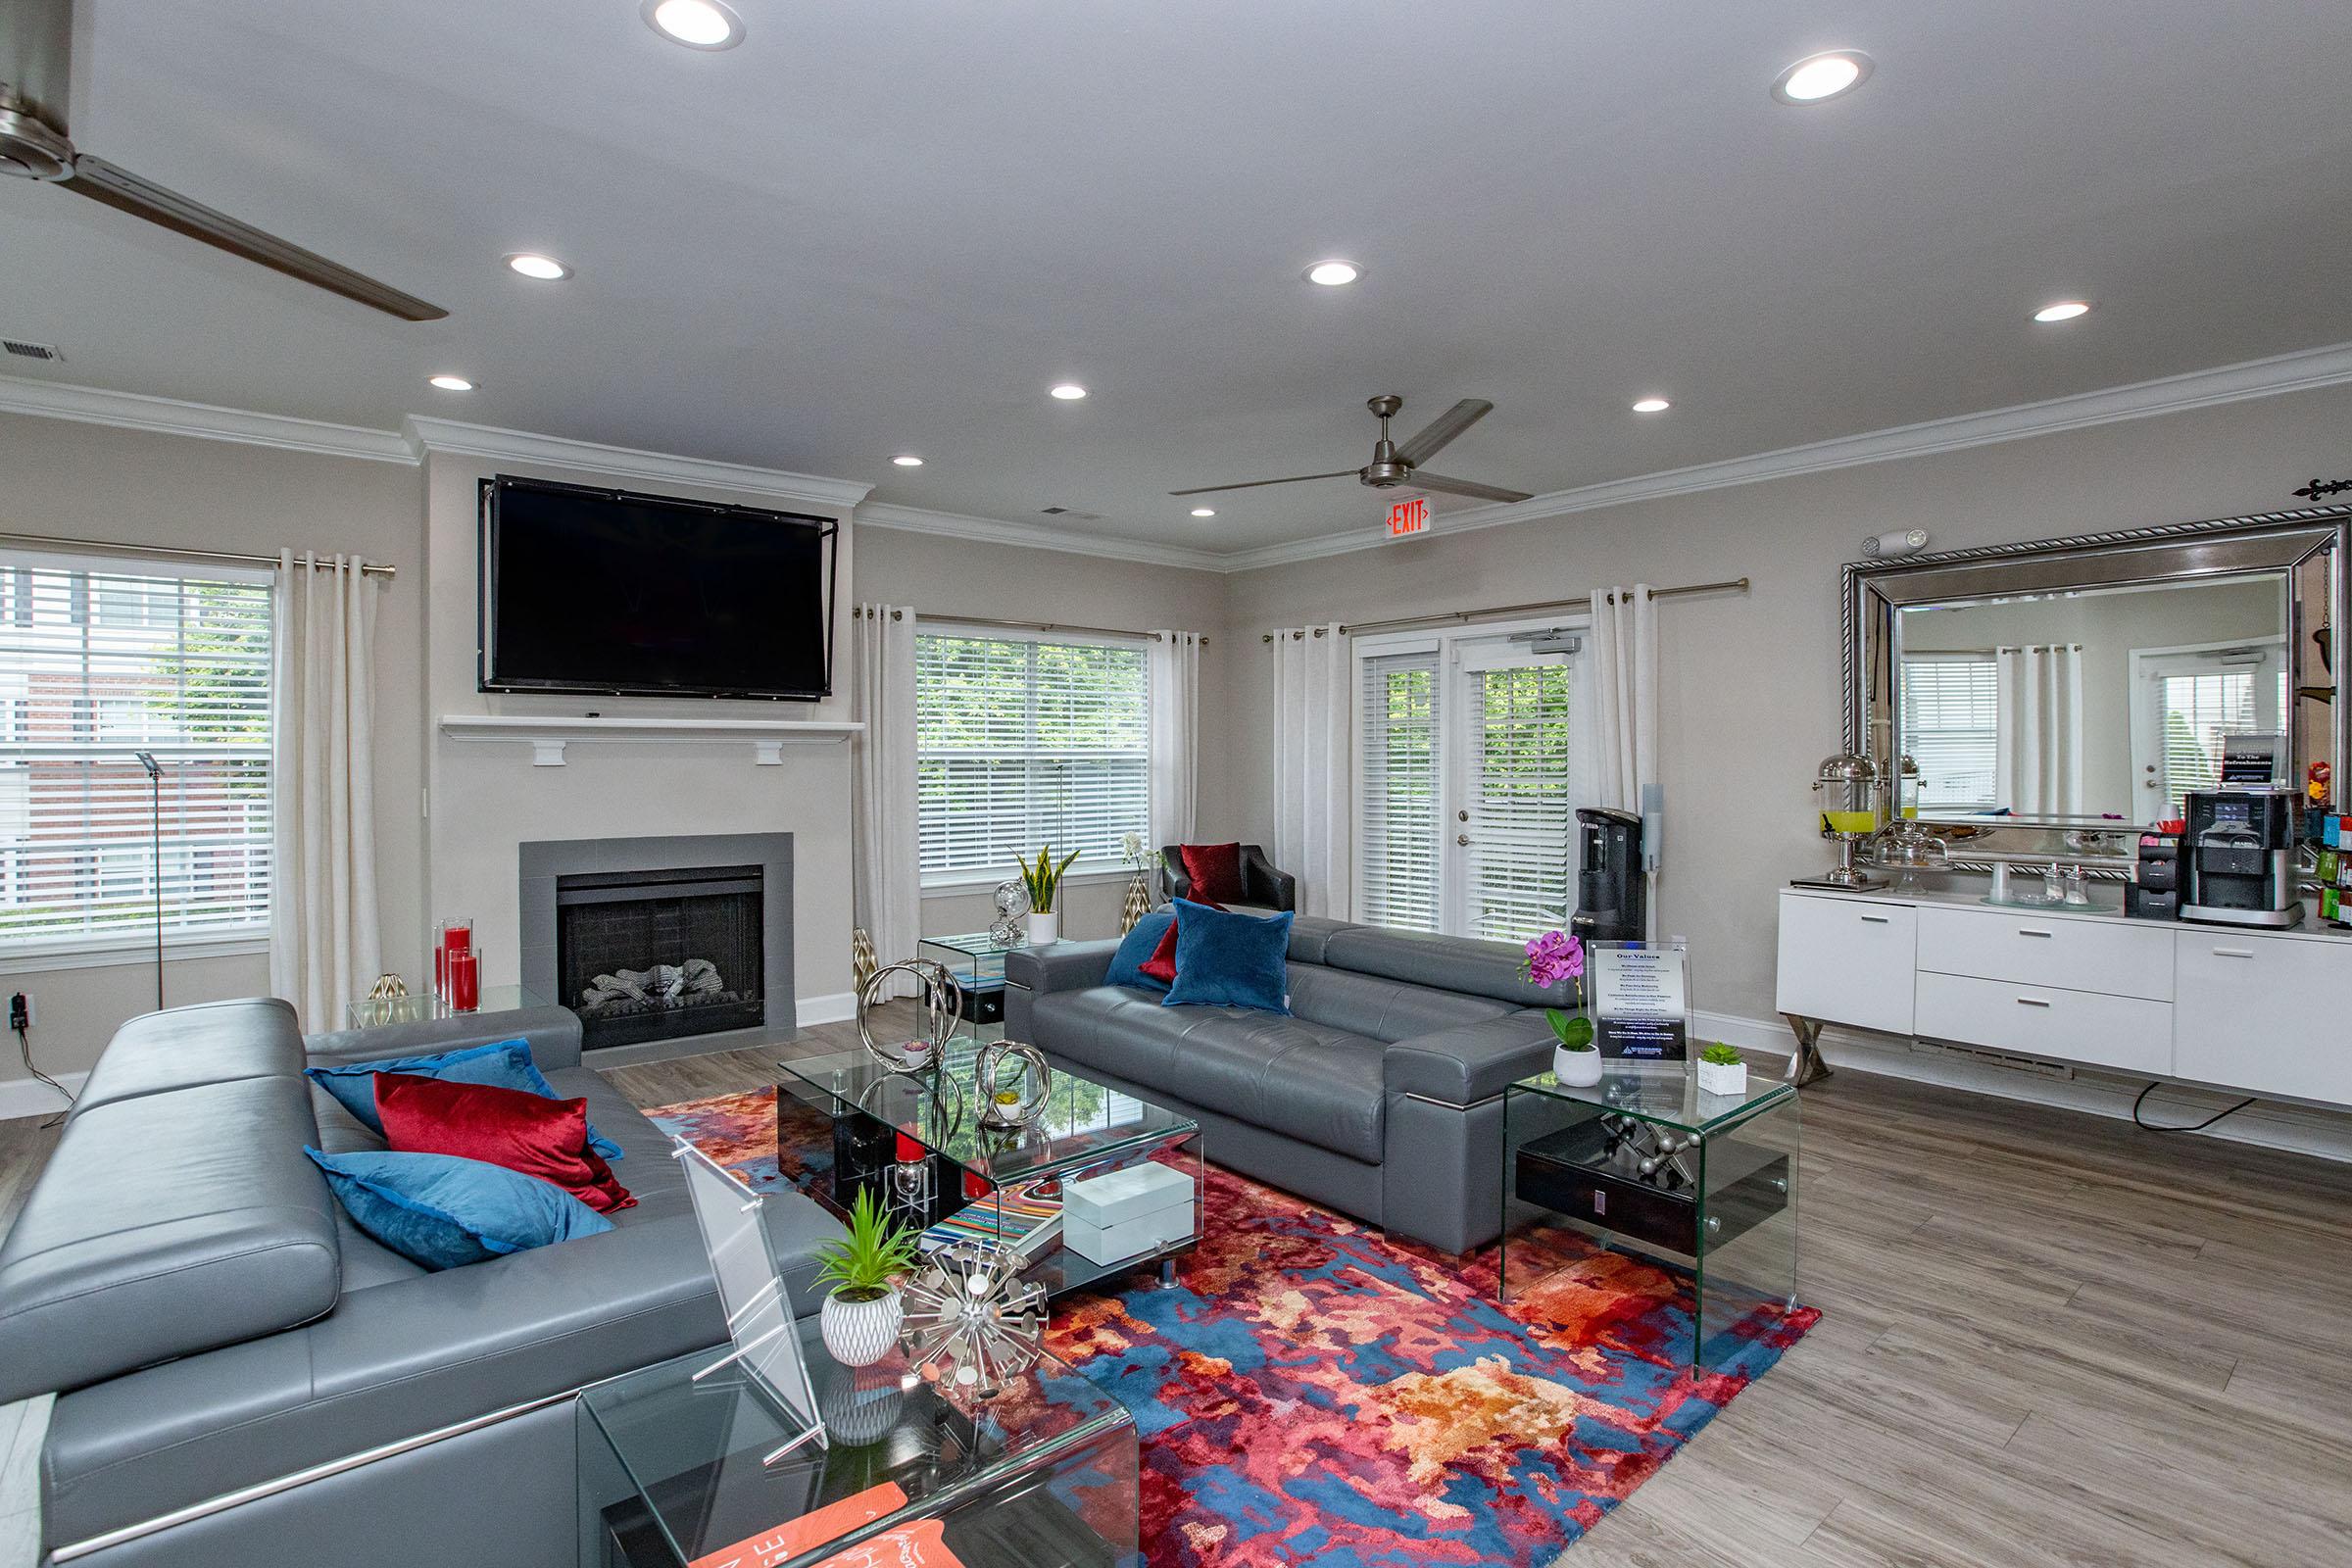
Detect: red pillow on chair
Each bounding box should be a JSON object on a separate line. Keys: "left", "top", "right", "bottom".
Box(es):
{"left": 374, "top": 1072, "right": 635, "bottom": 1213}
{"left": 1179, "top": 842, "right": 1247, "bottom": 905}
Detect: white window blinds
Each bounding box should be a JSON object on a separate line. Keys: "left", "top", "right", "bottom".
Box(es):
{"left": 0, "top": 559, "right": 273, "bottom": 949}
{"left": 1356, "top": 648, "right": 1441, "bottom": 931}
{"left": 2156, "top": 669, "right": 2254, "bottom": 816}
{"left": 1463, "top": 662, "right": 1574, "bottom": 942}
{"left": 914, "top": 630, "right": 1150, "bottom": 881}
{"left": 1900, "top": 654, "right": 1998, "bottom": 809}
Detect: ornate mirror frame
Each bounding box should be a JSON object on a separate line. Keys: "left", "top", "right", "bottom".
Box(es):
{"left": 1843, "top": 503, "right": 2350, "bottom": 839}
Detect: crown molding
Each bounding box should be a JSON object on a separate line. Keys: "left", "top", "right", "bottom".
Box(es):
{"left": 0, "top": 373, "right": 415, "bottom": 464}
{"left": 402, "top": 416, "right": 873, "bottom": 512}
{"left": 1215, "top": 338, "right": 2352, "bottom": 573}
{"left": 858, "top": 502, "right": 1228, "bottom": 571}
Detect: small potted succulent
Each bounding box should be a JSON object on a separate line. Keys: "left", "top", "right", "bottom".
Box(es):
{"left": 1014, "top": 844, "right": 1080, "bottom": 945}
{"left": 815, "top": 1188, "right": 921, "bottom": 1368}
{"left": 1696, "top": 1042, "right": 1749, "bottom": 1098}
{"left": 1522, "top": 928, "right": 1601, "bottom": 1086}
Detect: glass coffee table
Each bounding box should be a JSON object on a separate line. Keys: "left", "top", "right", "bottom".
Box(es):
{"left": 578, "top": 1316, "right": 1139, "bottom": 1568}
{"left": 1500, "top": 1065, "right": 1799, "bottom": 1375}
{"left": 774, "top": 1039, "right": 1202, "bottom": 1298}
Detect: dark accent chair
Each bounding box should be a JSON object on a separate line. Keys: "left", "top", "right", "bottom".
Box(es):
{"left": 1158, "top": 842, "right": 1297, "bottom": 910}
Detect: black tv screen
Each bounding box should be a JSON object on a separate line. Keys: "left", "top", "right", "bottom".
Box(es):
{"left": 479, "top": 476, "right": 836, "bottom": 700}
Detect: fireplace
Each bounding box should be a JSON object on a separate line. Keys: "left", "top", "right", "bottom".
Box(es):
{"left": 520, "top": 833, "right": 794, "bottom": 1056}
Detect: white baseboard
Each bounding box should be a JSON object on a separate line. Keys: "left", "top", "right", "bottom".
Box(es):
{"left": 0, "top": 1071, "right": 84, "bottom": 1122}
{"left": 795, "top": 991, "right": 857, "bottom": 1028}
{"left": 1695, "top": 1008, "right": 2352, "bottom": 1165}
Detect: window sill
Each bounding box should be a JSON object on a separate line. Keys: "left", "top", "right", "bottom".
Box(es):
{"left": 920, "top": 867, "right": 1145, "bottom": 898}
{"left": 0, "top": 933, "right": 270, "bottom": 976}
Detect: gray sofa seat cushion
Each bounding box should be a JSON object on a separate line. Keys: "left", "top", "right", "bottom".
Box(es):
{"left": 1029, "top": 986, "right": 1386, "bottom": 1162}
{"left": 0, "top": 1073, "right": 339, "bottom": 1403}
{"left": 1284, "top": 962, "right": 1514, "bottom": 1044}
{"left": 1384, "top": 1009, "right": 1564, "bottom": 1103}
{"left": 69, "top": 997, "right": 303, "bottom": 1118}
{"left": 1322, "top": 925, "right": 1580, "bottom": 1010}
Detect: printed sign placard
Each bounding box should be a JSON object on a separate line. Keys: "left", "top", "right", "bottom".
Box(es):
{"left": 1384, "top": 494, "right": 1430, "bottom": 540}
{"left": 1588, "top": 940, "right": 1690, "bottom": 1061}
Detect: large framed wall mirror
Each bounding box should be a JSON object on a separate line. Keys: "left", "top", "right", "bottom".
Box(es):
{"left": 1845, "top": 505, "right": 2350, "bottom": 851}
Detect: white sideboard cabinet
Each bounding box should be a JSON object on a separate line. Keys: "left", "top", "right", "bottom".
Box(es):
{"left": 1775, "top": 885, "right": 2352, "bottom": 1107}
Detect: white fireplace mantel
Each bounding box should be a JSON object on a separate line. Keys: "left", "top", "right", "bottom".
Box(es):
{"left": 438, "top": 713, "right": 864, "bottom": 767}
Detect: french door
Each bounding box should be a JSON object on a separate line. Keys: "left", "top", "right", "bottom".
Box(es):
{"left": 1355, "top": 630, "right": 1577, "bottom": 941}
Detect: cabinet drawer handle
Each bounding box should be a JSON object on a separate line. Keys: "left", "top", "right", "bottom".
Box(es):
{"left": 2212, "top": 949, "right": 2255, "bottom": 959}
{"left": 1859, "top": 914, "right": 1891, "bottom": 925}
{"left": 2016, "top": 997, "right": 2052, "bottom": 1008}
{"left": 2017, "top": 928, "right": 2054, "bottom": 939}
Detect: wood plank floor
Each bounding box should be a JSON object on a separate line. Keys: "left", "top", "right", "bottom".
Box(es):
{"left": 3, "top": 1015, "right": 2347, "bottom": 1564}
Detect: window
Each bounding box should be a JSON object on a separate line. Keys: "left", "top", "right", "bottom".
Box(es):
{"left": 0, "top": 558, "right": 273, "bottom": 951}
{"left": 1462, "top": 660, "right": 1573, "bottom": 941}
{"left": 914, "top": 629, "right": 1150, "bottom": 883}
{"left": 1356, "top": 647, "right": 1442, "bottom": 931}
{"left": 1899, "top": 654, "right": 1998, "bottom": 809}
{"left": 2131, "top": 641, "right": 2289, "bottom": 818}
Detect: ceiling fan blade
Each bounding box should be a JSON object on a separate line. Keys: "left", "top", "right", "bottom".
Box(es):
{"left": 59, "top": 155, "right": 448, "bottom": 321}
{"left": 1410, "top": 471, "right": 1533, "bottom": 505}
{"left": 1168, "top": 469, "right": 1359, "bottom": 497}
{"left": 1393, "top": 399, "right": 1494, "bottom": 468}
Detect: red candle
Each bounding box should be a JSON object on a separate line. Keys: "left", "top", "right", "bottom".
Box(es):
{"left": 448, "top": 949, "right": 480, "bottom": 1012}
{"left": 438, "top": 918, "right": 472, "bottom": 1004}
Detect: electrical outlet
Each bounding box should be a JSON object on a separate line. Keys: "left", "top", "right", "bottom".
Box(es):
{"left": 8, "top": 992, "right": 29, "bottom": 1032}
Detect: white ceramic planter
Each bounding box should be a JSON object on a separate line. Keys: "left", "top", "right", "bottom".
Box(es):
{"left": 1026, "top": 910, "right": 1059, "bottom": 946}
{"left": 1554, "top": 1045, "right": 1603, "bottom": 1086}
{"left": 1696, "top": 1056, "right": 1749, "bottom": 1097}
{"left": 820, "top": 1287, "right": 904, "bottom": 1368}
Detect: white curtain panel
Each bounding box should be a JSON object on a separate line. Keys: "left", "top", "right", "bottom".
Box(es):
{"left": 1995, "top": 643, "right": 2085, "bottom": 815}
{"left": 1272, "top": 622, "right": 1351, "bottom": 918}
{"left": 1585, "top": 584, "right": 1661, "bottom": 940}
{"left": 1148, "top": 630, "right": 1202, "bottom": 848}
{"left": 270, "top": 551, "right": 382, "bottom": 1030}
{"left": 852, "top": 605, "right": 922, "bottom": 998}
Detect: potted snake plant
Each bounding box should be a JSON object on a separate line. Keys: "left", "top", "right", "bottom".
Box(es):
{"left": 1014, "top": 844, "right": 1080, "bottom": 945}
{"left": 815, "top": 1188, "right": 921, "bottom": 1368}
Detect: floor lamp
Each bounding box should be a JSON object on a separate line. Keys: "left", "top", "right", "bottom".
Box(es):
{"left": 133, "top": 750, "right": 165, "bottom": 1012}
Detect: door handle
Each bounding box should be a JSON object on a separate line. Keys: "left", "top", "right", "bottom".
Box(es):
{"left": 1859, "top": 914, "right": 1891, "bottom": 924}
{"left": 2017, "top": 928, "right": 2054, "bottom": 939}
{"left": 2212, "top": 949, "right": 2255, "bottom": 959}
{"left": 2016, "top": 997, "right": 2052, "bottom": 1007}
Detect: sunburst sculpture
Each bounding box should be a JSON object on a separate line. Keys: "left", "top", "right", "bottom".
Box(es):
{"left": 898, "top": 1241, "right": 1048, "bottom": 1397}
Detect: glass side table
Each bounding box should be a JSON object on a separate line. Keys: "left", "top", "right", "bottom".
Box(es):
{"left": 578, "top": 1318, "right": 1139, "bottom": 1568}
{"left": 917, "top": 930, "right": 1033, "bottom": 1040}
{"left": 1500, "top": 1065, "right": 1799, "bottom": 1375}
{"left": 341, "top": 983, "right": 549, "bottom": 1031}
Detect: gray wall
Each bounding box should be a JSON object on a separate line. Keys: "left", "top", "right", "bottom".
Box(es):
{"left": 1209, "top": 380, "right": 2352, "bottom": 1025}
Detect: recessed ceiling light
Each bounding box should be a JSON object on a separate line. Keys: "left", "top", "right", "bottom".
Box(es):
{"left": 642, "top": 0, "right": 745, "bottom": 49}
{"left": 1304, "top": 260, "right": 1361, "bottom": 287}
{"left": 892, "top": 455, "right": 924, "bottom": 466}
{"left": 1772, "top": 50, "right": 1873, "bottom": 104}
{"left": 1050, "top": 383, "right": 1088, "bottom": 400}
{"left": 2033, "top": 300, "right": 2092, "bottom": 323}
{"left": 1191, "top": 508, "right": 1216, "bottom": 517}
{"left": 426, "top": 374, "right": 476, "bottom": 392}
{"left": 504, "top": 252, "right": 571, "bottom": 281}
{"left": 1632, "top": 397, "right": 1671, "bottom": 414}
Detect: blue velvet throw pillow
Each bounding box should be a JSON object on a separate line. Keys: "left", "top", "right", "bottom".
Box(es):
{"left": 1105, "top": 908, "right": 1177, "bottom": 992}
{"left": 305, "top": 1147, "right": 613, "bottom": 1271}
{"left": 307, "top": 1040, "right": 624, "bottom": 1160}
{"left": 1161, "top": 899, "right": 1293, "bottom": 1013}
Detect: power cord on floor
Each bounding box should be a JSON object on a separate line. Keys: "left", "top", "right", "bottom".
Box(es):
{"left": 2131, "top": 1079, "right": 2254, "bottom": 1133}
{"left": 16, "top": 1022, "right": 72, "bottom": 1130}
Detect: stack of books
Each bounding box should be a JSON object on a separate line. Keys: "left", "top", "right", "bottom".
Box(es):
{"left": 917, "top": 1178, "right": 1062, "bottom": 1260}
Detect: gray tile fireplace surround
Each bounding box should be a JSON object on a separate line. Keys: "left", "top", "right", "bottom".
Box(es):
{"left": 519, "top": 831, "right": 795, "bottom": 1063}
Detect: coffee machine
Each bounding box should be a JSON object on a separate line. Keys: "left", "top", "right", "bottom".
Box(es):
{"left": 2180, "top": 790, "right": 2302, "bottom": 928}
{"left": 1571, "top": 808, "right": 1646, "bottom": 944}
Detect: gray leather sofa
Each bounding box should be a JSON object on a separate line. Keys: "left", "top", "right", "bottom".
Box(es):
{"left": 1004, "top": 915, "right": 1576, "bottom": 1254}
{"left": 0, "top": 998, "right": 842, "bottom": 1568}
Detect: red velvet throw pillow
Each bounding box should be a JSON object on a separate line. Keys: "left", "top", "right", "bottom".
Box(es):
{"left": 1139, "top": 895, "right": 1226, "bottom": 984}
{"left": 374, "top": 1072, "right": 635, "bottom": 1213}
{"left": 1180, "top": 842, "right": 1247, "bottom": 905}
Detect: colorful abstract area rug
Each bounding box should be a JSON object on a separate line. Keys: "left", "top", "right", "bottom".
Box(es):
{"left": 648, "top": 1087, "right": 1819, "bottom": 1568}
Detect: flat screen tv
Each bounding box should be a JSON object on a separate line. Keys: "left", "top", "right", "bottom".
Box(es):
{"left": 478, "top": 476, "right": 838, "bottom": 700}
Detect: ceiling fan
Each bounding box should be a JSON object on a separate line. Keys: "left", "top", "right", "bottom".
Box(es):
{"left": 0, "top": 0, "right": 445, "bottom": 320}
{"left": 1172, "top": 394, "right": 1533, "bottom": 504}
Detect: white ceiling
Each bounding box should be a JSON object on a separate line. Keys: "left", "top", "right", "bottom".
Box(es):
{"left": 5, "top": 1, "right": 2351, "bottom": 554}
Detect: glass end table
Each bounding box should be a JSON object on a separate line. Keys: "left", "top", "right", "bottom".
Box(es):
{"left": 774, "top": 1039, "right": 1202, "bottom": 1298}
{"left": 342, "top": 983, "right": 549, "bottom": 1031}
{"left": 1500, "top": 1064, "right": 1799, "bottom": 1375}
{"left": 578, "top": 1317, "right": 1139, "bottom": 1568}
{"left": 916, "top": 931, "right": 1037, "bottom": 1041}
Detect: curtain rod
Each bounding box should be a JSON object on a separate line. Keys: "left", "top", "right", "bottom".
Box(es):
{"left": 858, "top": 607, "right": 1206, "bottom": 645}
{"left": 0, "top": 529, "right": 396, "bottom": 579}
{"left": 1260, "top": 575, "right": 1748, "bottom": 641}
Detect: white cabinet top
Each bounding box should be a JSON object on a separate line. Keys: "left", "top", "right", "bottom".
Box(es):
{"left": 1781, "top": 881, "right": 2352, "bottom": 947}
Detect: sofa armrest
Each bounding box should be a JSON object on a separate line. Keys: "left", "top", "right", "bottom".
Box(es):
{"left": 1003, "top": 939, "right": 1119, "bottom": 998}
{"left": 1243, "top": 846, "right": 1297, "bottom": 912}
{"left": 1157, "top": 845, "right": 1191, "bottom": 904}
{"left": 303, "top": 1004, "right": 584, "bottom": 1072}
{"left": 1384, "top": 1010, "right": 1561, "bottom": 1104}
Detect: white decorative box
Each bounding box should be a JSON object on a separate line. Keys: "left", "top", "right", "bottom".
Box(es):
{"left": 1064, "top": 1163, "right": 1196, "bottom": 1266}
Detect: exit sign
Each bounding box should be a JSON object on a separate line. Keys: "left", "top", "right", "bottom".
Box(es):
{"left": 1384, "top": 494, "right": 1431, "bottom": 540}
